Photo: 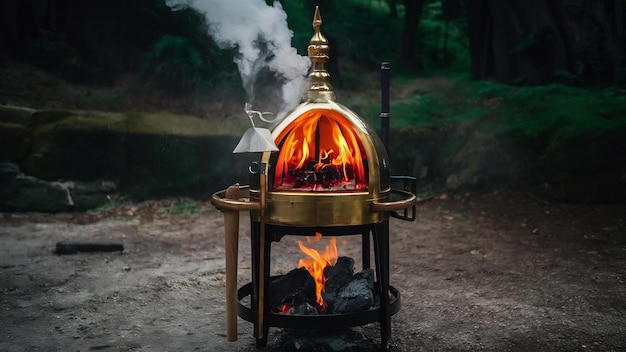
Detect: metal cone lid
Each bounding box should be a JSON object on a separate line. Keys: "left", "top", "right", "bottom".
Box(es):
{"left": 232, "top": 127, "right": 279, "bottom": 153}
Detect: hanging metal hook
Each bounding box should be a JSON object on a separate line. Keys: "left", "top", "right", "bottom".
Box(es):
{"left": 244, "top": 103, "right": 279, "bottom": 125}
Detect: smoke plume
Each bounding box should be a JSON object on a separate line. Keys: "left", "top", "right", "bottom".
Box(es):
{"left": 165, "top": 0, "right": 311, "bottom": 119}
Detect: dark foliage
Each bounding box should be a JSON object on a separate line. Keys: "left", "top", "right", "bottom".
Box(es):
{"left": 0, "top": 0, "right": 238, "bottom": 90}
{"left": 1, "top": 0, "right": 624, "bottom": 98}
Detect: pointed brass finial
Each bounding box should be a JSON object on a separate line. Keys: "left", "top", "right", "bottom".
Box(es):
{"left": 307, "top": 6, "right": 335, "bottom": 102}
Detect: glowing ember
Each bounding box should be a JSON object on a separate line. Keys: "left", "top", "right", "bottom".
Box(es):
{"left": 297, "top": 232, "right": 338, "bottom": 307}
{"left": 273, "top": 109, "right": 367, "bottom": 191}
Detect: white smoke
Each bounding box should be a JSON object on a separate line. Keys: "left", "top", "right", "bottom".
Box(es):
{"left": 165, "top": 0, "right": 311, "bottom": 119}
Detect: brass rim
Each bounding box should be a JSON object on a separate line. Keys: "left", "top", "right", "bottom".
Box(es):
{"left": 211, "top": 187, "right": 261, "bottom": 211}
{"left": 371, "top": 189, "right": 417, "bottom": 212}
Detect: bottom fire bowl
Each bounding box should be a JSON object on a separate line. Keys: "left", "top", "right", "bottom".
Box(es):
{"left": 237, "top": 277, "right": 401, "bottom": 330}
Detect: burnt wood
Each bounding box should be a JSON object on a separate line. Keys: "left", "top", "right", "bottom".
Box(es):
{"left": 55, "top": 238, "right": 123, "bottom": 254}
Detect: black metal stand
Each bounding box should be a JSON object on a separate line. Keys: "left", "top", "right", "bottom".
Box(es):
{"left": 245, "top": 220, "right": 397, "bottom": 349}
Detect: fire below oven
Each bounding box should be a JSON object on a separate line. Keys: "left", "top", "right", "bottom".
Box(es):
{"left": 212, "top": 7, "right": 417, "bottom": 349}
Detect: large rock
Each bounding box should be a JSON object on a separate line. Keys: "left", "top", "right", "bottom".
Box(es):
{"left": 0, "top": 105, "right": 34, "bottom": 161}
{"left": 0, "top": 162, "right": 72, "bottom": 212}
{"left": 1, "top": 106, "right": 255, "bottom": 204}
{"left": 0, "top": 162, "right": 117, "bottom": 212}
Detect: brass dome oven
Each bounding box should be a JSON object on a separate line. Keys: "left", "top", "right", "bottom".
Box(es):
{"left": 212, "top": 7, "right": 416, "bottom": 349}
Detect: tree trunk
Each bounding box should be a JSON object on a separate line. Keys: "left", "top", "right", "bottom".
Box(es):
{"left": 558, "top": 0, "right": 624, "bottom": 84}
{"left": 0, "top": 0, "right": 40, "bottom": 61}
{"left": 466, "top": 0, "right": 486, "bottom": 79}
{"left": 466, "top": 0, "right": 624, "bottom": 85}
{"left": 388, "top": 0, "right": 398, "bottom": 18}
{"left": 399, "top": 0, "right": 426, "bottom": 70}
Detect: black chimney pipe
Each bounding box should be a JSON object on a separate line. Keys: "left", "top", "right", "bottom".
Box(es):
{"left": 380, "top": 62, "right": 390, "bottom": 152}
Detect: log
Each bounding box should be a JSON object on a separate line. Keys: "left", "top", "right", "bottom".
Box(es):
{"left": 55, "top": 239, "right": 123, "bottom": 254}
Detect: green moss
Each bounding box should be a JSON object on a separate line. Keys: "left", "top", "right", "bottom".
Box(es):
{"left": 468, "top": 81, "right": 626, "bottom": 138}
{"left": 356, "top": 77, "right": 626, "bottom": 142}
{"left": 0, "top": 121, "right": 26, "bottom": 131}
{"left": 31, "top": 110, "right": 248, "bottom": 137}
{"left": 157, "top": 199, "right": 202, "bottom": 217}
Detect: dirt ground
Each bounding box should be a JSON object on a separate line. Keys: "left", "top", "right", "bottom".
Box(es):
{"left": 1, "top": 190, "right": 625, "bottom": 352}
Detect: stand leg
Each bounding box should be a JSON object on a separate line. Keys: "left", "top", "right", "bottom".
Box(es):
{"left": 223, "top": 185, "right": 240, "bottom": 342}
{"left": 362, "top": 231, "right": 371, "bottom": 270}
{"left": 256, "top": 222, "right": 270, "bottom": 348}
{"left": 250, "top": 221, "right": 261, "bottom": 345}
{"left": 373, "top": 221, "right": 391, "bottom": 349}
{"left": 251, "top": 221, "right": 270, "bottom": 349}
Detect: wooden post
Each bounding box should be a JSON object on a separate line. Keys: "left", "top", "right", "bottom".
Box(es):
{"left": 223, "top": 185, "right": 240, "bottom": 342}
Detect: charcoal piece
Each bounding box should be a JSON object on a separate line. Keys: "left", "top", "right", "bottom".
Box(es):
{"left": 55, "top": 239, "right": 124, "bottom": 254}
{"left": 286, "top": 301, "right": 319, "bottom": 316}
{"left": 333, "top": 278, "right": 374, "bottom": 314}
{"left": 322, "top": 256, "right": 354, "bottom": 312}
{"left": 270, "top": 267, "right": 315, "bottom": 309}
{"left": 353, "top": 268, "right": 375, "bottom": 291}
{"left": 278, "top": 290, "right": 314, "bottom": 315}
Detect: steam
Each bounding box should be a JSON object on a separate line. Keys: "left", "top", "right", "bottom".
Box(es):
{"left": 165, "top": 0, "right": 311, "bottom": 120}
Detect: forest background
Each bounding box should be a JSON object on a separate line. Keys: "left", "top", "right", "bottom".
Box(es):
{"left": 1, "top": 0, "right": 625, "bottom": 211}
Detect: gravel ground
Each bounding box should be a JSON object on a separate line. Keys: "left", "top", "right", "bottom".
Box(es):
{"left": 1, "top": 190, "right": 625, "bottom": 351}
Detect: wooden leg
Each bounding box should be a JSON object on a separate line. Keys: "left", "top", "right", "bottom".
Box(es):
{"left": 223, "top": 185, "right": 240, "bottom": 342}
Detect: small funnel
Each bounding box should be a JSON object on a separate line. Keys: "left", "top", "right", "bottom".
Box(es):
{"left": 233, "top": 104, "right": 279, "bottom": 153}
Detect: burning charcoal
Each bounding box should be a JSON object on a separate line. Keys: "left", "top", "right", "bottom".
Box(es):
{"left": 294, "top": 170, "right": 316, "bottom": 188}
{"left": 280, "top": 291, "right": 309, "bottom": 308}
{"left": 320, "top": 166, "right": 341, "bottom": 182}
{"left": 305, "top": 172, "right": 316, "bottom": 185}
{"left": 315, "top": 165, "right": 341, "bottom": 189}
{"left": 333, "top": 278, "right": 374, "bottom": 314}
{"left": 286, "top": 301, "right": 319, "bottom": 316}
{"left": 353, "top": 268, "right": 375, "bottom": 291}
{"left": 270, "top": 268, "right": 316, "bottom": 310}
{"left": 322, "top": 256, "right": 354, "bottom": 313}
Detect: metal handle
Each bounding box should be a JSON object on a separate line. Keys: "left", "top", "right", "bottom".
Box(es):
{"left": 389, "top": 176, "right": 417, "bottom": 221}
{"left": 371, "top": 189, "right": 417, "bottom": 212}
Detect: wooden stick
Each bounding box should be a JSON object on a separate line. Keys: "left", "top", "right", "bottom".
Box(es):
{"left": 223, "top": 184, "right": 240, "bottom": 342}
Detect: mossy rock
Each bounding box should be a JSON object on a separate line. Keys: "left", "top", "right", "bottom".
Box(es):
{"left": 18, "top": 109, "right": 255, "bottom": 201}
{"left": 0, "top": 105, "right": 35, "bottom": 160}
{"left": 0, "top": 122, "right": 29, "bottom": 160}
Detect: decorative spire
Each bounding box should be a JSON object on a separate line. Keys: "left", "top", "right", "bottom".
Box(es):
{"left": 307, "top": 6, "right": 335, "bottom": 102}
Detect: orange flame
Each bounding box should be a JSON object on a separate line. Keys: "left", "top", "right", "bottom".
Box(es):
{"left": 297, "top": 232, "right": 338, "bottom": 306}
{"left": 273, "top": 109, "right": 367, "bottom": 191}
